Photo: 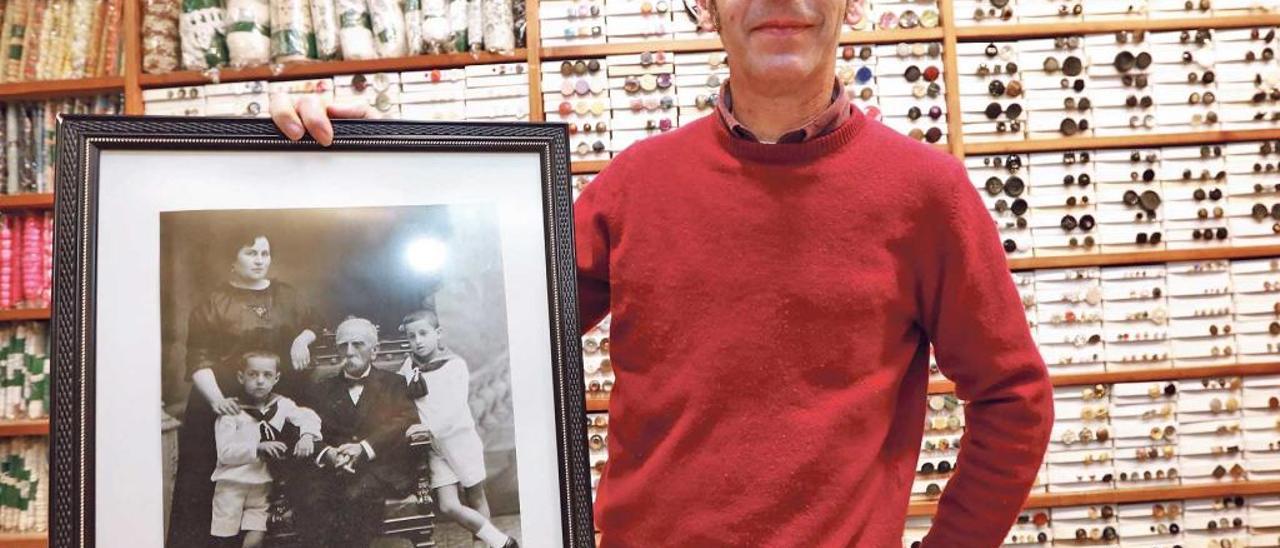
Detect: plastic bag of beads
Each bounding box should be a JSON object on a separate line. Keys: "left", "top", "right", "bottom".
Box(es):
{"left": 446, "top": 0, "right": 467, "bottom": 52}
{"left": 309, "top": 0, "right": 340, "bottom": 59}
{"left": 466, "top": 0, "right": 483, "bottom": 52}
{"left": 336, "top": 0, "right": 375, "bottom": 59}
{"left": 511, "top": 0, "right": 525, "bottom": 48}
{"left": 226, "top": 0, "right": 271, "bottom": 67}
{"left": 367, "top": 0, "right": 407, "bottom": 58}
{"left": 179, "top": 0, "right": 230, "bottom": 70}
{"left": 482, "top": 0, "right": 514, "bottom": 53}
{"left": 142, "top": 0, "right": 181, "bottom": 73}
{"left": 403, "top": 0, "right": 424, "bottom": 55}
{"left": 270, "top": 0, "right": 317, "bottom": 62}
{"left": 422, "top": 0, "right": 452, "bottom": 53}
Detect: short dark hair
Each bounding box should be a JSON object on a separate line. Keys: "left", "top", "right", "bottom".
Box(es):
{"left": 240, "top": 350, "right": 281, "bottom": 372}
{"left": 223, "top": 228, "right": 271, "bottom": 261}
{"left": 400, "top": 309, "right": 440, "bottom": 330}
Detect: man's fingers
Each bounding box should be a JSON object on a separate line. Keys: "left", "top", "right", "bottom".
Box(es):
{"left": 269, "top": 93, "right": 305, "bottom": 140}
{"left": 297, "top": 96, "right": 335, "bottom": 146}
{"left": 327, "top": 102, "right": 374, "bottom": 120}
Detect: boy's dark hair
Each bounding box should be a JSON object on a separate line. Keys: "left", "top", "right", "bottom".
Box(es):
{"left": 400, "top": 309, "right": 441, "bottom": 330}
{"left": 240, "top": 350, "right": 282, "bottom": 372}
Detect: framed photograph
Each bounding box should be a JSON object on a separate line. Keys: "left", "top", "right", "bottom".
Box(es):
{"left": 50, "top": 116, "right": 594, "bottom": 548}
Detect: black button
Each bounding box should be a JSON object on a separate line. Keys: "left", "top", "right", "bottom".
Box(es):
{"left": 1080, "top": 215, "right": 1095, "bottom": 231}
{"left": 1003, "top": 239, "right": 1017, "bottom": 252}
{"left": 1061, "top": 215, "right": 1078, "bottom": 231}
{"left": 1005, "top": 176, "right": 1025, "bottom": 196}
{"left": 1010, "top": 198, "right": 1028, "bottom": 216}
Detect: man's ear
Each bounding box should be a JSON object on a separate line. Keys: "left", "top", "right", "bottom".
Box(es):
{"left": 844, "top": 0, "right": 865, "bottom": 25}
{"left": 695, "top": 0, "right": 717, "bottom": 31}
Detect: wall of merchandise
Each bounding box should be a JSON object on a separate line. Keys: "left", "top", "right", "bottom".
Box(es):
{"left": 2, "top": 0, "right": 1280, "bottom": 545}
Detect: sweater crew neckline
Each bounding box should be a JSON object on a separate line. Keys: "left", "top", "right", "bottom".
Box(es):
{"left": 714, "top": 104, "right": 867, "bottom": 164}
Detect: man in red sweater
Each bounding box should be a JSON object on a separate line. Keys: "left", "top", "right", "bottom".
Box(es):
{"left": 271, "top": 0, "right": 1055, "bottom": 544}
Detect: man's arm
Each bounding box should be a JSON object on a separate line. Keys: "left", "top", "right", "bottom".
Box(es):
{"left": 574, "top": 167, "right": 621, "bottom": 334}
{"left": 917, "top": 160, "right": 1054, "bottom": 547}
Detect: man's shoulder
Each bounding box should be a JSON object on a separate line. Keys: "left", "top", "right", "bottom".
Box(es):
{"left": 370, "top": 366, "right": 408, "bottom": 388}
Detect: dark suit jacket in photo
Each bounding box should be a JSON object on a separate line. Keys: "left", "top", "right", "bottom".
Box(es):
{"left": 308, "top": 366, "right": 420, "bottom": 498}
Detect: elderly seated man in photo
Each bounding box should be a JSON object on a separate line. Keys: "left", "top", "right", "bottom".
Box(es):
{"left": 285, "top": 316, "right": 420, "bottom": 548}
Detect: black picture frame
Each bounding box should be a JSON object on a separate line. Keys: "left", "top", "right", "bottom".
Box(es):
{"left": 49, "top": 115, "right": 594, "bottom": 547}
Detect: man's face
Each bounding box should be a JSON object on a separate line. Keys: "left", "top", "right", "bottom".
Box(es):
{"left": 238, "top": 356, "right": 280, "bottom": 401}
{"left": 702, "top": 0, "right": 847, "bottom": 89}
{"left": 404, "top": 319, "right": 440, "bottom": 358}
{"left": 335, "top": 322, "right": 377, "bottom": 376}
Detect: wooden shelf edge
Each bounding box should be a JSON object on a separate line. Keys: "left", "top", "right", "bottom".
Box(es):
{"left": 955, "top": 13, "right": 1280, "bottom": 41}
{"left": 0, "top": 420, "right": 49, "bottom": 438}
{"left": 966, "top": 128, "right": 1280, "bottom": 155}
{"left": 0, "top": 194, "right": 54, "bottom": 210}
{"left": 908, "top": 479, "right": 1280, "bottom": 516}
{"left": 0, "top": 309, "right": 50, "bottom": 322}
{"left": 0, "top": 77, "right": 124, "bottom": 101}
{"left": 586, "top": 397, "right": 609, "bottom": 412}
{"left": 572, "top": 160, "right": 611, "bottom": 174}
{"left": 138, "top": 51, "right": 529, "bottom": 88}
{"left": 1007, "top": 244, "right": 1280, "bottom": 271}
{"left": 543, "top": 28, "right": 943, "bottom": 60}
{"left": 928, "top": 362, "right": 1280, "bottom": 395}
{"left": 0, "top": 532, "right": 47, "bottom": 548}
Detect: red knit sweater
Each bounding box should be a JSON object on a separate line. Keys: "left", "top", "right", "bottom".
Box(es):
{"left": 574, "top": 108, "right": 1055, "bottom": 547}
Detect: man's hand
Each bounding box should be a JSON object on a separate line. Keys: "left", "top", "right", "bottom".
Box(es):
{"left": 269, "top": 94, "right": 377, "bottom": 147}
{"left": 212, "top": 398, "right": 241, "bottom": 417}
{"left": 258, "top": 441, "right": 288, "bottom": 459}
{"left": 406, "top": 423, "right": 433, "bottom": 443}
{"left": 294, "top": 435, "right": 316, "bottom": 458}
{"left": 336, "top": 442, "right": 366, "bottom": 462}
{"left": 321, "top": 447, "right": 350, "bottom": 468}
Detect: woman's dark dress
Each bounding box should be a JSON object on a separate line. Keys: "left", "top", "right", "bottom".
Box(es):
{"left": 166, "top": 282, "right": 318, "bottom": 547}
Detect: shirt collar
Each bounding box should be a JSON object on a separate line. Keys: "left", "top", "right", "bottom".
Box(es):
{"left": 716, "top": 77, "right": 853, "bottom": 144}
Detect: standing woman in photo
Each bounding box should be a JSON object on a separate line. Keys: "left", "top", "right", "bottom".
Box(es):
{"left": 166, "top": 229, "right": 322, "bottom": 547}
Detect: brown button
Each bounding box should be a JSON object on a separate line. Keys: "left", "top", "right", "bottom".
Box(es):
{"left": 1006, "top": 80, "right": 1023, "bottom": 97}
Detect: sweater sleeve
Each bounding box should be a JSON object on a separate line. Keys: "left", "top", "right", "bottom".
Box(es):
{"left": 917, "top": 159, "right": 1054, "bottom": 548}
{"left": 574, "top": 166, "right": 620, "bottom": 333}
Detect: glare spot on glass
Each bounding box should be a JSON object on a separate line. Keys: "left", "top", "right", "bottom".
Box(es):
{"left": 406, "top": 237, "right": 448, "bottom": 273}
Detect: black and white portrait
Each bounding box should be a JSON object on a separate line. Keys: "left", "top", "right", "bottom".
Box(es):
{"left": 158, "top": 204, "right": 522, "bottom": 548}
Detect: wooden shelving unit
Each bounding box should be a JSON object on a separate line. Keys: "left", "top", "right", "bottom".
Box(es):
{"left": 953, "top": 13, "right": 1280, "bottom": 40}
{"left": 0, "top": 420, "right": 49, "bottom": 438}
{"left": 0, "top": 77, "right": 125, "bottom": 102}
{"left": 0, "top": 195, "right": 54, "bottom": 211}
{"left": 908, "top": 480, "right": 1280, "bottom": 516}
{"left": 1006, "top": 245, "right": 1280, "bottom": 271}
{"left": 0, "top": 533, "right": 45, "bottom": 548}
{"left": 5, "top": 0, "right": 1280, "bottom": 542}
{"left": 966, "top": 128, "right": 1280, "bottom": 155}
{"left": 0, "top": 309, "right": 50, "bottom": 322}
{"left": 137, "top": 50, "right": 530, "bottom": 89}
{"left": 585, "top": 362, "right": 1280, "bottom": 413}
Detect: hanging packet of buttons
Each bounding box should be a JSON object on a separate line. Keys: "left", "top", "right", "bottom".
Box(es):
{"left": 447, "top": 0, "right": 468, "bottom": 52}
{"left": 337, "top": 0, "right": 377, "bottom": 59}
{"left": 467, "top": 0, "right": 484, "bottom": 51}
{"left": 179, "top": 0, "right": 229, "bottom": 70}
{"left": 419, "top": 0, "right": 450, "bottom": 53}
{"left": 481, "top": 0, "right": 516, "bottom": 53}
{"left": 368, "top": 0, "right": 408, "bottom": 58}
{"left": 423, "top": 0, "right": 454, "bottom": 53}
{"left": 225, "top": 0, "right": 270, "bottom": 68}
{"left": 404, "top": 0, "right": 425, "bottom": 55}
{"left": 270, "top": 0, "right": 318, "bottom": 62}
{"left": 309, "top": 0, "right": 341, "bottom": 59}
